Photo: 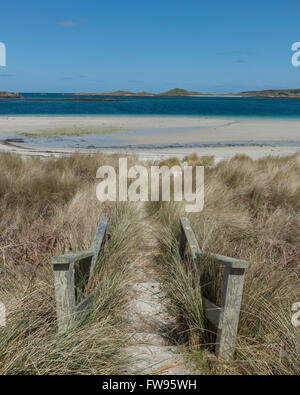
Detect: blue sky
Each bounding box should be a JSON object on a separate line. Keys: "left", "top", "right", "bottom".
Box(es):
{"left": 0, "top": 0, "right": 300, "bottom": 93}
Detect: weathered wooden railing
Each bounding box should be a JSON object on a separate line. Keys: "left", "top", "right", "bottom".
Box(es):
{"left": 52, "top": 217, "right": 108, "bottom": 332}
{"left": 180, "top": 217, "right": 248, "bottom": 360}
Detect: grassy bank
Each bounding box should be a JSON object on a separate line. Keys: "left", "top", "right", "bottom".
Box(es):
{"left": 0, "top": 150, "right": 299, "bottom": 375}
{"left": 0, "top": 153, "right": 140, "bottom": 374}
{"left": 147, "top": 153, "right": 300, "bottom": 375}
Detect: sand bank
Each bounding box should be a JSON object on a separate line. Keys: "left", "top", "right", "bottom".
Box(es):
{"left": 0, "top": 116, "right": 226, "bottom": 136}
{"left": 0, "top": 116, "right": 299, "bottom": 162}
{"left": 0, "top": 116, "right": 299, "bottom": 143}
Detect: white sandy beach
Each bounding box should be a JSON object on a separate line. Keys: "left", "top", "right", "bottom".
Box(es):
{"left": 0, "top": 115, "right": 227, "bottom": 135}
{"left": 0, "top": 116, "right": 300, "bottom": 142}
{"left": 0, "top": 116, "right": 299, "bottom": 162}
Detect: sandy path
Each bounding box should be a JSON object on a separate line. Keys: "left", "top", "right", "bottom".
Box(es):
{"left": 124, "top": 204, "right": 194, "bottom": 375}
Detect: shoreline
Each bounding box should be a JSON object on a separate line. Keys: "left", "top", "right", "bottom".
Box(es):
{"left": 0, "top": 139, "right": 298, "bottom": 164}
{"left": 0, "top": 115, "right": 299, "bottom": 162}
{"left": 1, "top": 115, "right": 300, "bottom": 135}
{"left": 1, "top": 115, "right": 300, "bottom": 142}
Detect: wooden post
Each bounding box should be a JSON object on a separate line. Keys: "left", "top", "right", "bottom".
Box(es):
{"left": 52, "top": 251, "right": 94, "bottom": 331}
{"left": 215, "top": 266, "right": 246, "bottom": 360}
{"left": 90, "top": 217, "right": 108, "bottom": 274}
{"left": 179, "top": 217, "right": 248, "bottom": 360}
{"left": 180, "top": 217, "right": 201, "bottom": 262}
{"left": 51, "top": 218, "right": 109, "bottom": 332}
{"left": 52, "top": 261, "right": 76, "bottom": 332}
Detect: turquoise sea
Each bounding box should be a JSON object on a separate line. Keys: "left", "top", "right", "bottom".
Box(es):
{"left": 1, "top": 93, "right": 300, "bottom": 117}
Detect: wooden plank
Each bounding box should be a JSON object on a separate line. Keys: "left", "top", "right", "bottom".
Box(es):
{"left": 179, "top": 217, "right": 248, "bottom": 360}
{"left": 180, "top": 217, "right": 201, "bottom": 262}
{"left": 90, "top": 217, "right": 108, "bottom": 273}
{"left": 52, "top": 250, "right": 94, "bottom": 265}
{"left": 53, "top": 262, "right": 76, "bottom": 332}
{"left": 180, "top": 218, "right": 248, "bottom": 269}
{"left": 52, "top": 217, "right": 109, "bottom": 333}
{"left": 210, "top": 253, "right": 248, "bottom": 269}
{"left": 215, "top": 267, "right": 246, "bottom": 360}
{"left": 202, "top": 296, "right": 223, "bottom": 329}
{"left": 75, "top": 291, "right": 95, "bottom": 322}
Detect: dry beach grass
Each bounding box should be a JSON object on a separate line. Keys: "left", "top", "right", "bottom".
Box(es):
{"left": 147, "top": 152, "right": 300, "bottom": 374}
{"left": 0, "top": 151, "right": 299, "bottom": 374}
{"left": 0, "top": 152, "right": 142, "bottom": 374}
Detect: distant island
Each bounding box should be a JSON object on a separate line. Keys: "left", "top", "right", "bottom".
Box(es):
{"left": 75, "top": 88, "right": 208, "bottom": 97}
{"left": 2, "top": 89, "right": 300, "bottom": 99}
{"left": 239, "top": 89, "right": 300, "bottom": 98}
{"left": 0, "top": 92, "right": 22, "bottom": 98}
{"left": 74, "top": 88, "right": 300, "bottom": 98}
{"left": 26, "top": 98, "right": 121, "bottom": 102}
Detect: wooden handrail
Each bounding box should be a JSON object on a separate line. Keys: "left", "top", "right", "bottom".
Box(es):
{"left": 180, "top": 217, "right": 248, "bottom": 269}
{"left": 52, "top": 250, "right": 94, "bottom": 265}
{"left": 90, "top": 217, "right": 108, "bottom": 274}
{"left": 180, "top": 217, "right": 248, "bottom": 360}
{"left": 52, "top": 217, "right": 109, "bottom": 332}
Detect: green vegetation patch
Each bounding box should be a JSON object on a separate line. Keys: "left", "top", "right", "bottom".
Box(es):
{"left": 21, "top": 126, "right": 127, "bottom": 137}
